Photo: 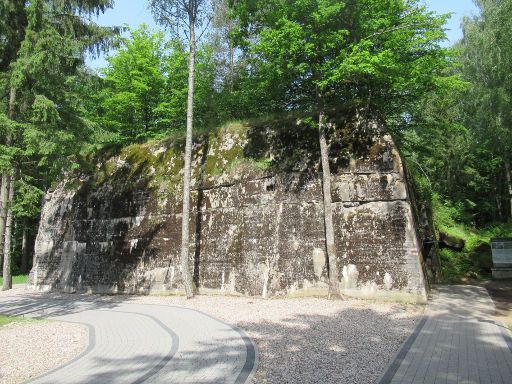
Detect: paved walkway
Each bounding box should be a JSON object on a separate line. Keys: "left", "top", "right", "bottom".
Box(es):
{"left": 380, "top": 285, "right": 512, "bottom": 384}
{"left": 0, "top": 291, "right": 256, "bottom": 384}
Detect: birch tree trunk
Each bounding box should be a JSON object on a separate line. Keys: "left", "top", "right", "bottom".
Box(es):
{"left": 505, "top": 159, "right": 512, "bottom": 221}
{"left": 319, "top": 111, "right": 341, "bottom": 299}
{"left": 229, "top": 37, "right": 234, "bottom": 92}
{"left": 2, "top": 173, "right": 14, "bottom": 291}
{"left": 180, "top": 17, "right": 197, "bottom": 299}
{"left": 21, "top": 222, "right": 28, "bottom": 274}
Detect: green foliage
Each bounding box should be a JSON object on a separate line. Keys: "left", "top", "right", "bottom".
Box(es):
{"left": 12, "top": 177, "right": 44, "bottom": 220}
{"left": 230, "top": 0, "right": 453, "bottom": 119}
{"left": 0, "top": 0, "right": 27, "bottom": 72}
{"left": 0, "top": 0, "right": 119, "bottom": 276}
{"left": 401, "top": 28, "right": 507, "bottom": 226}
{"left": 96, "top": 25, "right": 219, "bottom": 143}
{"left": 100, "top": 25, "right": 167, "bottom": 140}
{"left": 6, "top": 0, "right": 121, "bottom": 175}
{"left": 433, "top": 194, "right": 512, "bottom": 281}
{"left": 457, "top": 0, "right": 512, "bottom": 222}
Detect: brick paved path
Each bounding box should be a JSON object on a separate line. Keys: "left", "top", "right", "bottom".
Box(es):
{"left": 380, "top": 285, "right": 512, "bottom": 384}
{"left": 0, "top": 293, "right": 256, "bottom": 384}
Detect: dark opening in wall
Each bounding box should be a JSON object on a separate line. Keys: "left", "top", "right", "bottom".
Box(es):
{"left": 266, "top": 184, "right": 275, "bottom": 192}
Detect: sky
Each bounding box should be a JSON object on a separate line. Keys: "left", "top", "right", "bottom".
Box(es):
{"left": 86, "top": 0, "right": 480, "bottom": 70}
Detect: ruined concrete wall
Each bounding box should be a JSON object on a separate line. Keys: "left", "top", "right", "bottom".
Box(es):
{"left": 28, "top": 117, "right": 427, "bottom": 302}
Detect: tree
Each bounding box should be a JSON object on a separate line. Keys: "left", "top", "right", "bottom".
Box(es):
{"left": 399, "top": 78, "right": 500, "bottom": 225}
{"left": 1, "top": 0, "right": 119, "bottom": 289}
{"left": 0, "top": 0, "right": 27, "bottom": 73}
{"left": 212, "top": 0, "right": 238, "bottom": 90}
{"left": 231, "top": 0, "right": 450, "bottom": 297}
{"left": 101, "top": 25, "right": 167, "bottom": 141}
{"left": 150, "top": 0, "right": 213, "bottom": 298}
{"left": 461, "top": 0, "right": 512, "bottom": 221}
{"left": 0, "top": 0, "right": 27, "bottom": 280}
{"left": 97, "top": 26, "right": 219, "bottom": 142}
{"left": 2, "top": 171, "right": 14, "bottom": 289}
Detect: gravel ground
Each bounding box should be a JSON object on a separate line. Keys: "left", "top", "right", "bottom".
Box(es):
{"left": 129, "top": 294, "right": 423, "bottom": 384}
{"left": 0, "top": 319, "right": 88, "bottom": 384}
{"left": 0, "top": 287, "right": 423, "bottom": 384}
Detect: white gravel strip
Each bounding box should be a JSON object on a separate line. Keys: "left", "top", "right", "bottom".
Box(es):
{"left": 0, "top": 320, "right": 88, "bottom": 384}
{"left": 0, "top": 287, "right": 423, "bottom": 384}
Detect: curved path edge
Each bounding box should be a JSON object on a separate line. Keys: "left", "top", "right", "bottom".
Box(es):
{"left": 0, "top": 295, "right": 258, "bottom": 384}
{"left": 21, "top": 322, "right": 96, "bottom": 384}
{"left": 167, "top": 305, "right": 259, "bottom": 384}
{"left": 377, "top": 315, "right": 428, "bottom": 384}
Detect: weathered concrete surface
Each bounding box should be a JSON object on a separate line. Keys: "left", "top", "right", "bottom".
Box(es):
{"left": 28, "top": 116, "right": 430, "bottom": 301}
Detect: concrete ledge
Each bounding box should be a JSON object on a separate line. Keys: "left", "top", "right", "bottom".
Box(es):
{"left": 341, "top": 288, "right": 428, "bottom": 304}
{"left": 26, "top": 284, "right": 53, "bottom": 292}
{"left": 26, "top": 283, "right": 428, "bottom": 303}
{"left": 247, "top": 286, "right": 427, "bottom": 303}
{"left": 492, "top": 268, "right": 512, "bottom": 280}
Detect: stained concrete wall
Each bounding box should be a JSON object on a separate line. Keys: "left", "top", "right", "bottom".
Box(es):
{"left": 28, "top": 117, "right": 428, "bottom": 302}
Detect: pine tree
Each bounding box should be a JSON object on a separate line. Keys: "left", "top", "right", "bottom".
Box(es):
{"left": 0, "top": 0, "right": 119, "bottom": 289}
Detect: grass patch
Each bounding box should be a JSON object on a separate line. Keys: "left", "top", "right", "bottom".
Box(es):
{"left": 0, "top": 274, "right": 29, "bottom": 286}
{"left": 0, "top": 314, "right": 32, "bottom": 327}
{"left": 438, "top": 223, "right": 512, "bottom": 281}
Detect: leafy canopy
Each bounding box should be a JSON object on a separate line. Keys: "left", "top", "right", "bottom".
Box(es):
{"left": 231, "top": 0, "right": 453, "bottom": 119}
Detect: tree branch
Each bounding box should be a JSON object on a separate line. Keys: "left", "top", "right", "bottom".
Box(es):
{"left": 197, "top": 14, "right": 213, "bottom": 42}
{"left": 364, "top": 23, "right": 428, "bottom": 40}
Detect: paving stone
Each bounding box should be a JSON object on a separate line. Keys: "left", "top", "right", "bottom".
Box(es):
{"left": 0, "top": 296, "right": 257, "bottom": 384}
{"left": 379, "top": 285, "right": 512, "bottom": 384}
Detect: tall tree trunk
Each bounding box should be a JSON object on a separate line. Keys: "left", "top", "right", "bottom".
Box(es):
{"left": 180, "top": 19, "right": 196, "bottom": 299}
{"left": 21, "top": 221, "right": 28, "bottom": 274}
{"left": 2, "top": 173, "right": 14, "bottom": 291}
{"left": 495, "top": 193, "right": 503, "bottom": 221}
{"left": 0, "top": 173, "right": 8, "bottom": 277}
{"left": 0, "top": 88, "right": 15, "bottom": 279}
{"left": 318, "top": 110, "right": 341, "bottom": 299}
{"left": 505, "top": 159, "right": 512, "bottom": 221}
{"left": 0, "top": 177, "right": 3, "bottom": 275}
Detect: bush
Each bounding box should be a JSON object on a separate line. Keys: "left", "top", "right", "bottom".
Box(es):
{"left": 433, "top": 194, "right": 512, "bottom": 281}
